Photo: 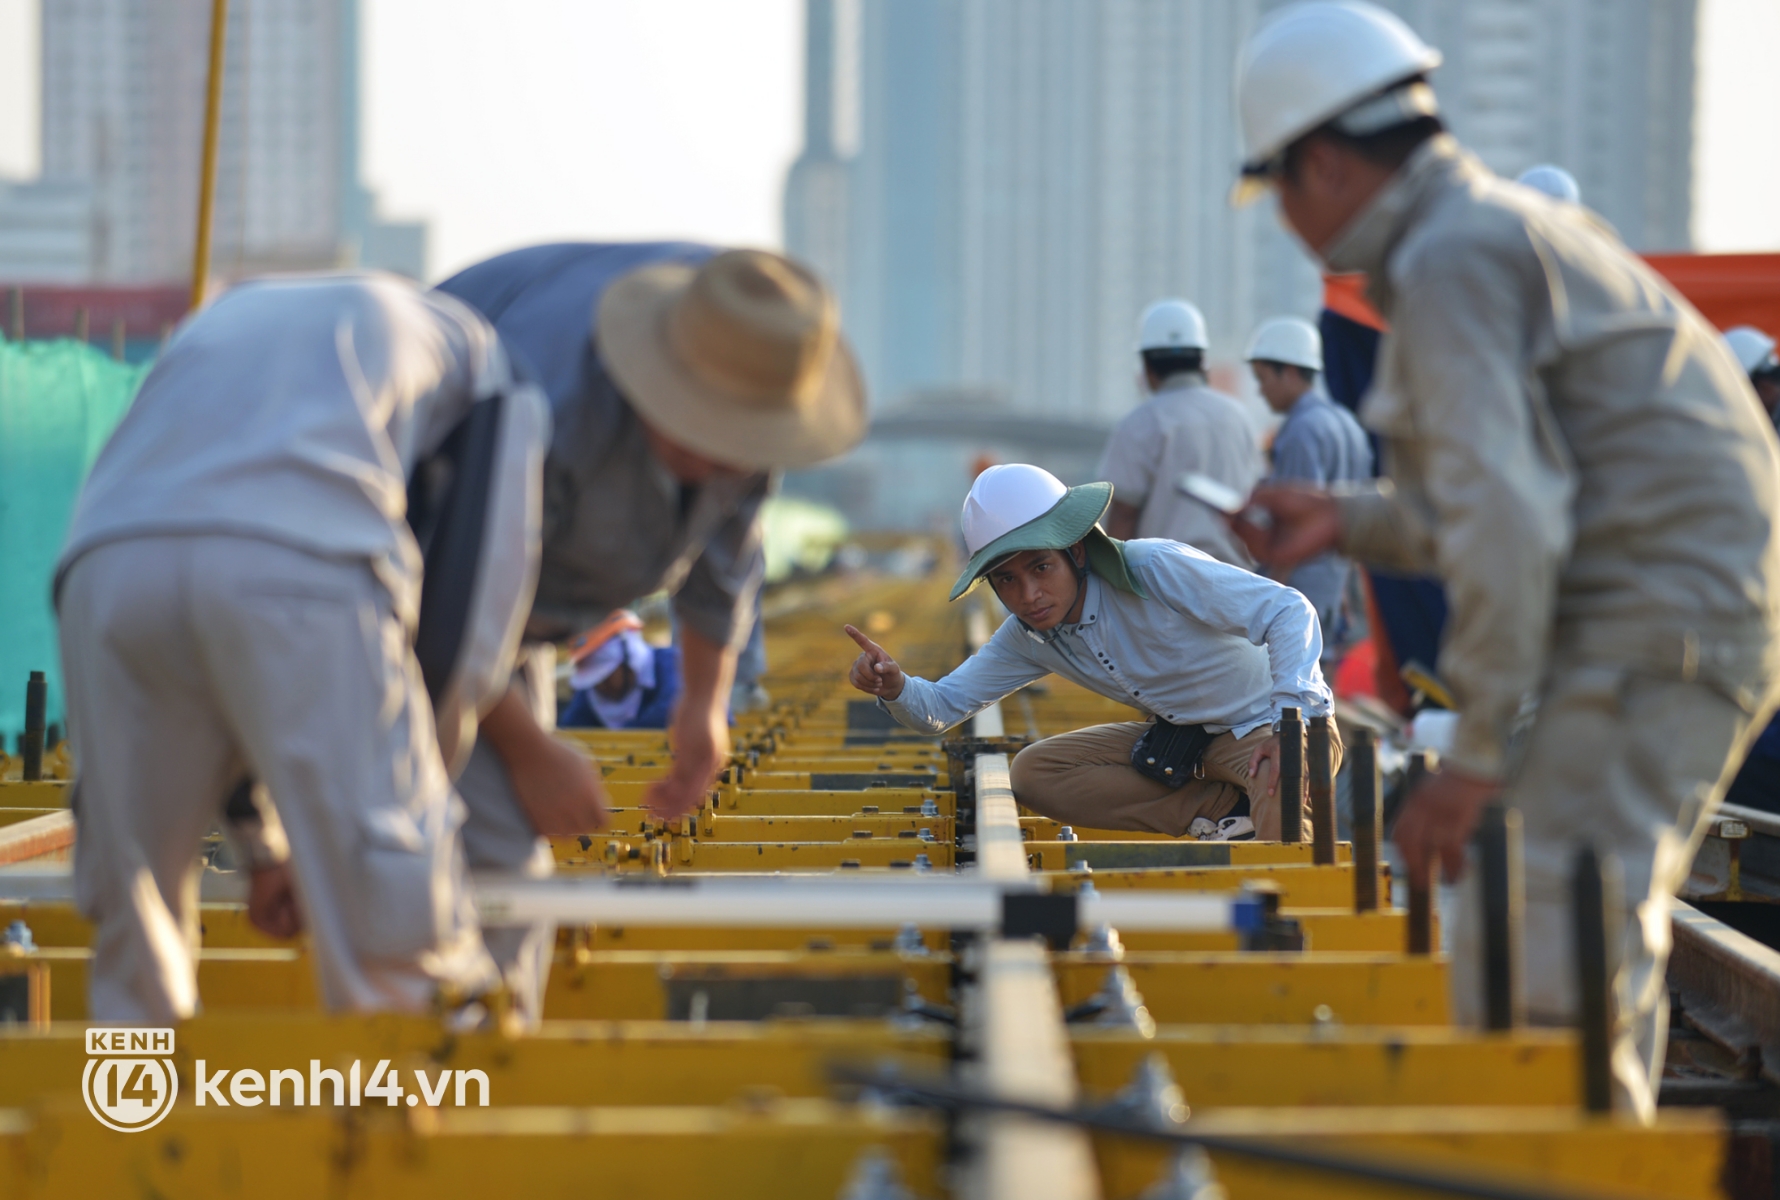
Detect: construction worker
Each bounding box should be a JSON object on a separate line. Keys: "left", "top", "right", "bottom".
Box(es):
{"left": 845, "top": 464, "right": 1334, "bottom": 842}
{"left": 435, "top": 244, "right": 866, "bottom": 1017}
{"left": 1229, "top": 0, "right": 1780, "bottom": 1117}
{"left": 1245, "top": 316, "right": 1373, "bottom": 661}
{"left": 55, "top": 275, "right": 558, "bottom": 1022}
{"left": 559, "top": 615, "right": 682, "bottom": 730}
{"left": 1098, "top": 299, "right": 1265, "bottom": 568}
{"left": 1726, "top": 326, "right": 1780, "bottom": 421}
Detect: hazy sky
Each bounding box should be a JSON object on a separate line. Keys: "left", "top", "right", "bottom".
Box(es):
{"left": 0, "top": 0, "right": 1775, "bottom": 279}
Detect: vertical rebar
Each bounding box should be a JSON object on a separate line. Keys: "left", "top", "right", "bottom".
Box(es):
{"left": 73, "top": 307, "right": 88, "bottom": 344}
{"left": 1478, "top": 803, "right": 1524, "bottom": 1031}
{"left": 1573, "top": 845, "right": 1620, "bottom": 1114}
{"left": 1351, "top": 728, "right": 1380, "bottom": 912}
{"left": 110, "top": 318, "right": 126, "bottom": 361}
{"left": 22, "top": 672, "right": 46, "bottom": 783}
{"left": 1277, "top": 706, "right": 1304, "bottom": 845}
{"left": 1404, "top": 751, "right": 1433, "bottom": 954}
{"left": 190, "top": 0, "right": 231, "bottom": 311}
{"left": 1307, "top": 714, "right": 1335, "bottom": 865}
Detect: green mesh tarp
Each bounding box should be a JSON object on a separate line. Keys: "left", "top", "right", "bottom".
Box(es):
{"left": 0, "top": 339, "right": 147, "bottom": 747}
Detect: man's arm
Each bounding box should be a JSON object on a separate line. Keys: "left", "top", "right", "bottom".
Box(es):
{"left": 479, "top": 686, "right": 611, "bottom": 835}
{"left": 646, "top": 623, "right": 735, "bottom": 820}
{"left": 848, "top": 619, "right": 1048, "bottom": 734}
{"left": 1096, "top": 409, "right": 1159, "bottom": 535}
{"left": 1389, "top": 243, "right": 1574, "bottom": 780}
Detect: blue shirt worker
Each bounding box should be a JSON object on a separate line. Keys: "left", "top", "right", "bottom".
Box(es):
{"left": 1246, "top": 316, "right": 1374, "bottom": 659}
{"left": 844, "top": 464, "right": 1335, "bottom": 842}
{"left": 560, "top": 618, "right": 682, "bottom": 731}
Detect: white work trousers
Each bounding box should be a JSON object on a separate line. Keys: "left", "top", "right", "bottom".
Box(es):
{"left": 60, "top": 535, "right": 499, "bottom": 1023}
{"left": 1448, "top": 653, "right": 1771, "bottom": 1121}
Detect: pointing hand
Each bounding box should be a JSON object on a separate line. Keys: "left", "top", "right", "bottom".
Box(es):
{"left": 844, "top": 624, "right": 906, "bottom": 701}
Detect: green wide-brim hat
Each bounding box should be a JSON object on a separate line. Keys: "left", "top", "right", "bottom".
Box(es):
{"left": 949, "top": 481, "right": 1147, "bottom": 601}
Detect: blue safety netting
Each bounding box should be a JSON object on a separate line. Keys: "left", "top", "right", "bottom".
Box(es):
{"left": 0, "top": 339, "right": 147, "bottom": 748}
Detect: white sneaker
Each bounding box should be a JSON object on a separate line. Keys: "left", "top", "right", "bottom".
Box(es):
{"left": 1187, "top": 817, "right": 1219, "bottom": 839}
{"left": 1206, "top": 816, "right": 1256, "bottom": 842}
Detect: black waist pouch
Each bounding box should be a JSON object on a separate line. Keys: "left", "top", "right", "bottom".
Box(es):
{"left": 1130, "top": 718, "right": 1216, "bottom": 788}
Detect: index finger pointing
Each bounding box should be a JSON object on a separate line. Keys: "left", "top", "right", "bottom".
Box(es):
{"left": 843, "top": 624, "right": 884, "bottom": 659}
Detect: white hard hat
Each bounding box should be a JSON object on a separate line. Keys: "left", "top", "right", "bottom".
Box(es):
{"left": 1138, "top": 299, "right": 1209, "bottom": 353}
{"left": 961, "top": 464, "right": 1069, "bottom": 557}
{"left": 1516, "top": 164, "right": 1581, "bottom": 205}
{"left": 1245, "top": 316, "right": 1323, "bottom": 372}
{"left": 1234, "top": 1, "right": 1442, "bottom": 202}
{"left": 1725, "top": 327, "right": 1779, "bottom": 377}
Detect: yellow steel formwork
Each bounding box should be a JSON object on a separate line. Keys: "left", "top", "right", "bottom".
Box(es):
{"left": 0, "top": 556, "right": 1745, "bottom": 1198}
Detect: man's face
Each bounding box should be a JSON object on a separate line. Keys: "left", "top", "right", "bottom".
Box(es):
{"left": 1273, "top": 136, "right": 1397, "bottom": 259}
{"left": 987, "top": 546, "right": 1084, "bottom": 632}
{"left": 1251, "top": 361, "right": 1311, "bottom": 412}
{"left": 594, "top": 662, "right": 637, "bottom": 701}
{"left": 639, "top": 417, "right": 751, "bottom": 486}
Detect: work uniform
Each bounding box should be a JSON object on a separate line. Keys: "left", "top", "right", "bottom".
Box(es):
{"left": 1268, "top": 391, "right": 1373, "bottom": 657}
{"left": 57, "top": 275, "right": 548, "bottom": 1023}
{"left": 436, "top": 243, "right": 772, "bottom": 1018}
{"left": 1325, "top": 136, "right": 1780, "bottom": 1115}
{"left": 1097, "top": 373, "right": 1265, "bottom": 568}
{"left": 882, "top": 540, "right": 1334, "bottom": 839}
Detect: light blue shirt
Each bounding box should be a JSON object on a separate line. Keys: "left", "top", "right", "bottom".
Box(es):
{"left": 884, "top": 539, "right": 1331, "bottom": 737}
{"left": 1268, "top": 392, "right": 1374, "bottom": 635}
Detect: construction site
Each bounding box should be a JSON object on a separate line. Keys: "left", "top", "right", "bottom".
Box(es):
{"left": 4, "top": 1, "right": 1780, "bottom": 1198}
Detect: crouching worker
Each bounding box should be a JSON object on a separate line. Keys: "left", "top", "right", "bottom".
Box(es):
{"left": 845, "top": 464, "right": 1336, "bottom": 841}
{"left": 55, "top": 275, "right": 588, "bottom": 1024}
{"left": 559, "top": 612, "right": 681, "bottom": 730}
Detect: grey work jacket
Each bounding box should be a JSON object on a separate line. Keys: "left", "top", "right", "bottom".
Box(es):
{"left": 1326, "top": 136, "right": 1780, "bottom": 777}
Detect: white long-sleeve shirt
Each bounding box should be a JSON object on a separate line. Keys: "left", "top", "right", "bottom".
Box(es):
{"left": 884, "top": 539, "right": 1331, "bottom": 737}
{"left": 58, "top": 273, "right": 549, "bottom": 756}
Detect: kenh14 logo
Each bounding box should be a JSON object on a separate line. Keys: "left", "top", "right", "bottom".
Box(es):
{"left": 83, "top": 1027, "right": 179, "bottom": 1133}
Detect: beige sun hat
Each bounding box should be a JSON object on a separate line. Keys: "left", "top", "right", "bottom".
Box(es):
{"left": 595, "top": 249, "right": 868, "bottom": 470}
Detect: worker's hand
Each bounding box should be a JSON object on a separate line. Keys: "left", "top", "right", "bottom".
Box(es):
{"left": 509, "top": 735, "right": 612, "bottom": 837}
{"left": 246, "top": 860, "right": 304, "bottom": 941}
{"left": 1245, "top": 733, "right": 1282, "bottom": 801}
{"left": 1393, "top": 767, "right": 1501, "bottom": 886}
{"left": 1233, "top": 483, "right": 1343, "bottom": 570}
{"left": 648, "top": 702, "right": 728, "bottom": 822}
{"left": 845, "top": 625, "right": 905, "bottom": 701}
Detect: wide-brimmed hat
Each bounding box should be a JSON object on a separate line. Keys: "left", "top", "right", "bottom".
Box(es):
{"left": 949, "top": 464, "right": 1144, "bottom": 601}
{"left": 597, "top": 250, "right": 868, "bottom": 471}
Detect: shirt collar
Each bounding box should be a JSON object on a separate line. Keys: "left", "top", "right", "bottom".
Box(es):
{"left": 1319, "top": 134, "right": 1472, "bottom": 312}
{"left": 1154, "top": 371, "right": 1208, "bottom": 394}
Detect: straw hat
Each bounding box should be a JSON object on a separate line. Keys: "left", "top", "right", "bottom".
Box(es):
{"left": 596, "top": 249, "right": 868, "bottom": 470}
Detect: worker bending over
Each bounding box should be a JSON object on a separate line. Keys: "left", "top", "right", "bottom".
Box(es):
{"left": 435, "top": 244, "right": 865, "bottom": 1017}
{"left": 1231, "top": 1, "right": 1780, "bottom": 1116}
{"left": 57, "top": 276, "right": 556, "bottom": 1023}
{"left": 1245, "top": 317, "right": 1372, "bottom": 662}
{"left": 847, "top": 464, "right": 1333, "bottom": 842}
{"left": 1099, "top": 300, "right": 1264, "bottom": 567}
{"left": 559, "top": 614, "right": 681, "bottom": 730}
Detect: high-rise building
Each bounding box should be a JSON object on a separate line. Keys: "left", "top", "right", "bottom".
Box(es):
{"left": 787, "top": 0, "right": 1697, "bottom": 429}
{"left": 1, "top": 0, "right": 424, "bottom": 285}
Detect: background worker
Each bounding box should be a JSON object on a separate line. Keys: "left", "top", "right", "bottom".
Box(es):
{"left": 1229, "top": 0, "right": 1780, "bottom": 1117}
{"left": 1515, "top": 163, "right": 1581, "bottom": 205}
{"left": 1725, "top": 326, "right": 1780, "bottom": 422}
{"left": 559, "top": 614, "right": 682, "bottom": 730}
{"left": 436, "top": 244, "right": 866, "bottom": 1018}
{"left": 1098, "top": 299, "right": 1264, "bottom": 567}
{"left": 846, "top": 464, "right": 1333, "bottom": 842}
{"left": 55, "top": 275, "right": 561, "bottom": 1023}
{"left": 1246, "top": 316, "right": 1373, "bottom": 663}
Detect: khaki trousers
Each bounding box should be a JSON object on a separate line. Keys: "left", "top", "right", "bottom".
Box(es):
{"left": 1450, "top": 654, "right": 1772, "bottom": 1121}
{"left": 60, "top": 535, "right": 499, "bottom": 1023}
{"left": 1009, "top": 721, "right": 1334, "bottom": 840}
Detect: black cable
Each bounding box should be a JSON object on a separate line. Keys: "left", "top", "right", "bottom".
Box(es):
{"left": 830, "top": 1064, "right": 1635, "bottom": 1200}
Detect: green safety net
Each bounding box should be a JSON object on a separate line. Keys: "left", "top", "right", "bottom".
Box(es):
{"left": 0, "top": 339, "right": 147, "bottom": 748}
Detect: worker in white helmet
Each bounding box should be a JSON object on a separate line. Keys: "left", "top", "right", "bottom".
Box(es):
{"left": 1228, "top": 0, "right": 1780, "bottom": 1118}
{"left": 844, "top": 464, "right": 1334, "bottom": 842}
{"left": 1244, "top": 316, "right": 1372, "bottom": 661}
{"left": 1726, "top": 326, "right": 1780, "bottom": 420}
{"left": 1096, "top": 299, "right": 1265, "bottom": 568}
{"left": 1515, "top": 164, "right": 1581, "bottom": 205}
